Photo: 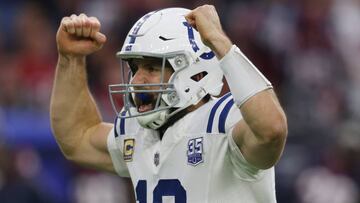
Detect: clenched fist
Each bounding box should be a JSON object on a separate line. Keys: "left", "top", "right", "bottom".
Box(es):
{"left": 56, "top": 13, "right": 106, "bottom": 57}
{"left": 185, "top": 5, "right": 232, "bottom": 58}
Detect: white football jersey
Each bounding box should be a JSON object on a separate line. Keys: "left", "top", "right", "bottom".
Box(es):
{"left": 107, "top": 93, "right": 277, "bottom": 203}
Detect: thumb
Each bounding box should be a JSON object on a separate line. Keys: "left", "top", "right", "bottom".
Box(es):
{"left": 93, "top": 32, "right": 107, "bottom": 44}
{"left": 185, "top": 13, "right": 196, "bottom": 27}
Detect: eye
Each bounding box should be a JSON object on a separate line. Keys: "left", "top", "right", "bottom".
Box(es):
{"left": 148, "top": 66, "right": 156, "bottom": 72}
{"left": 145, "top": 65, "right": 160, "bottom": 73}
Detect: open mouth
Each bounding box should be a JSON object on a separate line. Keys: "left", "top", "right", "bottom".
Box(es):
{"left": 134, "top": 93, "right": 157, "bottom": 113}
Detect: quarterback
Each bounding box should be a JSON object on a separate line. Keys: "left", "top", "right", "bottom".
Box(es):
{"left": 51, "top": 5, "right": 287, "bottom": 203}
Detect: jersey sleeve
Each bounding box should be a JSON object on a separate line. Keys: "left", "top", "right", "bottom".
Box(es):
{"left": 227, "top": 127, "right": 266, "bottom": 181}
{"left": 107, "top": 121, "right": 130, "bottom": 177}
{"left": 210, "top": 93, "right": 267, "bottom": 180}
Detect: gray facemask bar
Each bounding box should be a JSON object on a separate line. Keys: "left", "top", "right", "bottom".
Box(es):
{"left": 108, "top": 52, "right": 186, "bottom": 119}
{"left": 109, "top": 84, "right": 176, "bottom": 118}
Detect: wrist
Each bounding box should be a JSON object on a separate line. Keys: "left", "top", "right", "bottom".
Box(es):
{"left": 220, "top": 45, "right": 273, "bottom": 107}
{"left": 206, "top": 32, "right": 232, "bottom": 59}
{"left": 57, "top": 53, "right": 85, "bottom": 68}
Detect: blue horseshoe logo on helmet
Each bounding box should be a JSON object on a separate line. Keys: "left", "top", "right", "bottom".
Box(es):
{"left": 125, "top": 11, "right": 157, "bottom": 51}
{"left": 183, "top": 22, "right": 215, "bottom": 60}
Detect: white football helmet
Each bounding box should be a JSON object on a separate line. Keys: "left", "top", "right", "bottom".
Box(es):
{"left": 109, "top": 7, "right": 224, "bottom": 129}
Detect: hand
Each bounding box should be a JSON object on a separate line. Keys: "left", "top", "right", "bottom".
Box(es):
{"left": 185, "top": 5, "right": 232, "bottom": 59}
{"left": 56, "top": 14, "right": 107, "bottom": 57}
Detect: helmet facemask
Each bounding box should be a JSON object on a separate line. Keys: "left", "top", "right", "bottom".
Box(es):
{"left": 109, "top": 53, "right": 190, "bottom": 129}
{"left": 109, "top": 8, "right": 224, "bottom": 130}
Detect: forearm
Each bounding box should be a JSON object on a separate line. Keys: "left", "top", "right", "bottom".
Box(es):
{"left": 216, "top": 42, "right": 287, "bottom": 168}
{"left": 208, "top": 32, "right": 286, "bottom": 136}
{"left": 188, "top": 5, "right": 287, "bottom": 168}
{"left": 240, "top": 90, "right": 287, "bottom": 143}
{"left": 50, "top": 55, "right": 102, "bottom": 157}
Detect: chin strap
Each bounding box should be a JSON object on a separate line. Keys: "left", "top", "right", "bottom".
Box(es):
{"left": 135, "top": 99, "right": 170, "bottom": 130}
{"left": 136, "top": 109, "right": 169, "bottom": 129}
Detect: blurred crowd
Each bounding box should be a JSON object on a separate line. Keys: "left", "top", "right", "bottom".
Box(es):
{"left": 0, "top": 0, "right": 359, "bottom": 202}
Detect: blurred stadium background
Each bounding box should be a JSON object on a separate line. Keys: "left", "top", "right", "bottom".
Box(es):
{"left": 0, "top": 0, "right": 360, "bottom": 202}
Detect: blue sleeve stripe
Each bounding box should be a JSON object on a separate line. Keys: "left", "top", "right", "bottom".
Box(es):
{"left": 120, "top": 111, "right": 126, "bottom": 135}
{"left": 114, "top": 117, "right": 119, "bottom": 138}
{"left": 218, "top": 98, "right": 234, "bottom": 133}
{"left": 206, "top": 92, "right": 232, "bottom": 133}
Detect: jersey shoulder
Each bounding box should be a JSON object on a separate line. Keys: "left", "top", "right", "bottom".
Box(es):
{"left": 113, "top": 111, "right": 141, "bottom": 138}
{"left": 187, "top": 92, "right": 243, "bottom": 134}
{"left": 111, "top": 92, "right": 243, "bottom": 136}
{"left": 107, "top": 112, "right": 140, "bottom": 177}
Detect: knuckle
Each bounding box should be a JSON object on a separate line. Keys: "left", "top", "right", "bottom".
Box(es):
{"left": 62, "top": 21, "right": 69, "bottom": 28}
{"left": 94, "top": 22, "right": 101, "bottom": 29}
{"left": 80, "top": 14, "right": 87, "bottom": 23}
{"left": 91, "top": 22, "right": 101, "bottom": 30}
{"left": 75, "top": 16, "right": 82, "bottom": 23}
{"left": 89, "top": 16, "right": 98, "bottom": 21}
{"left": 202, "top": 4, "right": 214, "bottom": 10}
{"left": 89, "top": 17, "right": 100, "bottom": 24}
{"left": 61, "top": 16, "right": 70, "bottom": 22}
{"left": 74, "top": 21, "right": 82, "bottom": 29}
{"left": 61, "top": 18, "right": 72, "bottom": 27}
{"left": 83, "top": 19, "right": 91, "bottom": 28}
{"left": 61, "top": 20, "right": 68, "bottom": 26}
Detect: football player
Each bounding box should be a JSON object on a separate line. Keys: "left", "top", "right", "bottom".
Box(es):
{"left": 51, "top": 5, "right": 287, "bottom": 202}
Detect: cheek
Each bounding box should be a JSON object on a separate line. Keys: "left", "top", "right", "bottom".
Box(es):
{"left": 151, "top": 72, "right": 172, "bottom": 83}
{"left": 131, "top": 70, "right": 150, "bottom": 84}
{"left": 130, "top": 73, "right": 142, "bottom": 84}
{"left": 163, "top": 70, "right": 173, "bottom": 83}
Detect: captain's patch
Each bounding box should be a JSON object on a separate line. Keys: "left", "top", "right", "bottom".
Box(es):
{"left": 123, "top": 139, "right": 135, "bottom": 162}
{"left": 187, "top": 137, "right": 203, "bottom": 166}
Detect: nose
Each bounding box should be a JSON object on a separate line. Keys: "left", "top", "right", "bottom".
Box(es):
{"left": 131, "top": 67, "right": 147, "bottom": 85}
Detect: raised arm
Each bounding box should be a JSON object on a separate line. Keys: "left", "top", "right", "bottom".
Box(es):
{"left": 186, "top": 5, "right": 288, "bottom": 169}
{"left": 50, "top": 14, "right": 114, "bottom": 172}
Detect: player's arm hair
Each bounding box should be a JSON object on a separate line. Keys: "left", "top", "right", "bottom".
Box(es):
{"left": 185, "top": 4, "right": 287, "bottom": 170}
{"left": 232, "top": 89, "right": 287, "bottom": 169}
{"left": 215, "top": 45, "right": 287, "bottom": 170}
{"left": 50, "top": 55, "right": 115, "bottom": 173}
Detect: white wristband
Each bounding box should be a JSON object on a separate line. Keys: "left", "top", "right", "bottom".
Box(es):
{"left": 220, "top": 45, "right": 273, "bottom": 107}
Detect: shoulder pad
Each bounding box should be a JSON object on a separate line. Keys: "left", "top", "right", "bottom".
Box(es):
{"left": 114, "top": 111, "right": 140, "bottom": 137}
{"left": 206, "top": 93, "right": 242, "bottom": 134}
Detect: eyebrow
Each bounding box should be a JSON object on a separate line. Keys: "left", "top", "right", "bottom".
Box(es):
{"left": 138, "top": 61, "right": 168, "bottom": 68}
{"left": 131, "top": 58, "right": 173, "bottom": 70}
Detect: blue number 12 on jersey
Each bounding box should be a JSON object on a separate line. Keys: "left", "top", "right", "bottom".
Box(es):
{"left": 136, "top": 179, "right": 187, "bottom": 203}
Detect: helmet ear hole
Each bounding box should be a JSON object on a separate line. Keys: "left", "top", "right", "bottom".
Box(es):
{"left": 113, "top": 8, "right": 224, "bottom": 129}
{"left": 190, "top": 71, "right": 208, "bottom": 82}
